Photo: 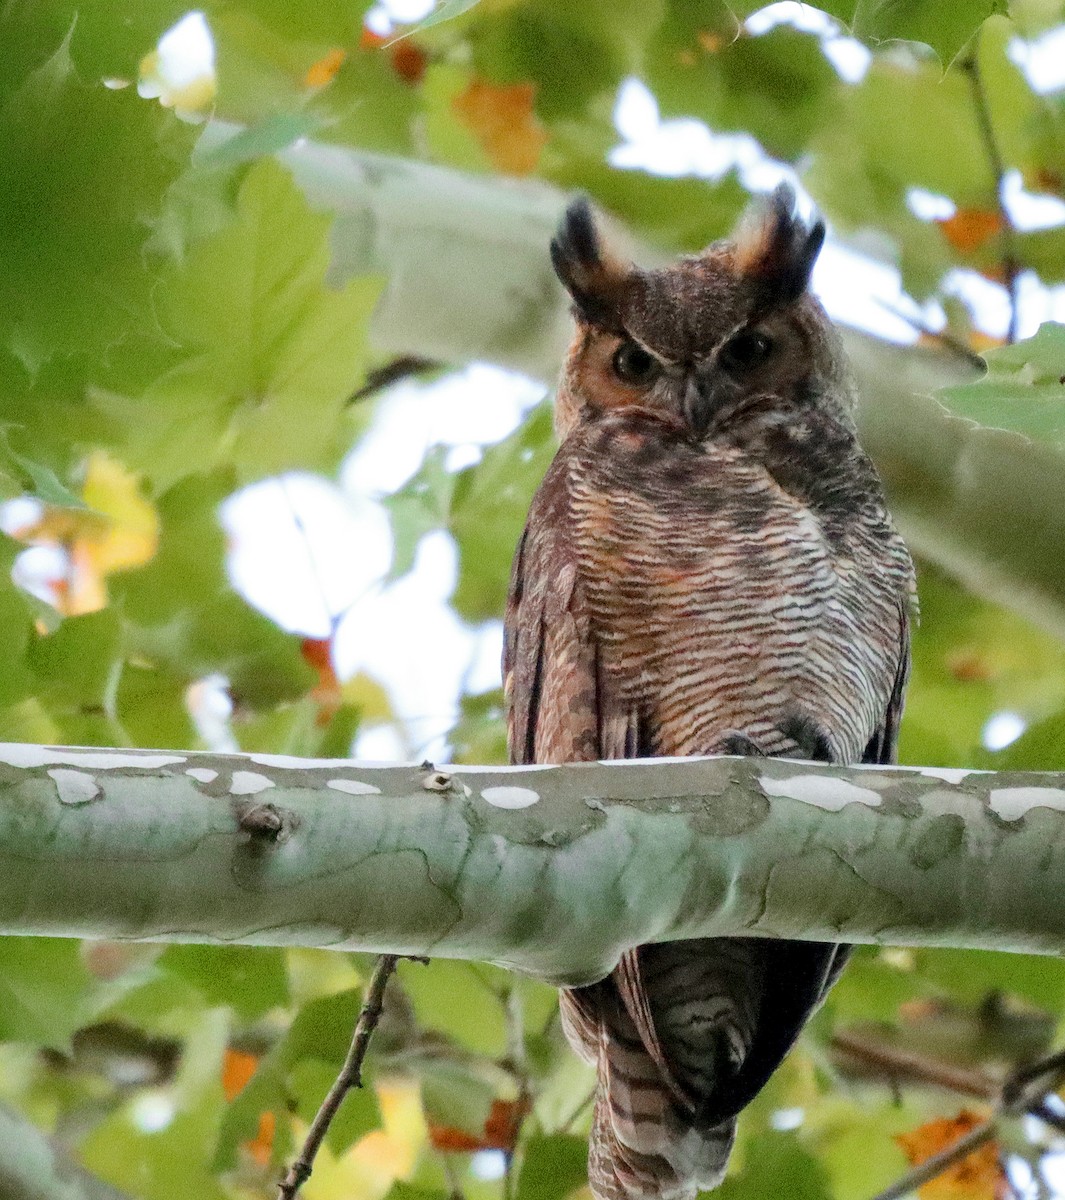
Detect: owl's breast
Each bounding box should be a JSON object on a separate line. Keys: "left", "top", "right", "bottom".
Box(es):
{"left": 568, "top": 415, "right": 910, "bottom": 761}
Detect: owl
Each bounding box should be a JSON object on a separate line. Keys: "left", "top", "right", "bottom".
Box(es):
{"left": 503, "top": 185, "right": 916, "bottom": 1199}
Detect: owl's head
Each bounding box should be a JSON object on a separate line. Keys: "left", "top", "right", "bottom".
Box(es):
{"left": 550, "top": 185, "right": 851, "bottom": 441}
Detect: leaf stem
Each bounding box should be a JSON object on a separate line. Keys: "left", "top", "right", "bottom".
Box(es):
{"left": 276, "top": 953, "right": 399, "bottom": 1200}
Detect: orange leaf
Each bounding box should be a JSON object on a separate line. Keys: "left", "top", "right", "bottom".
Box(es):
{"left": 222, "top": 1049, "right": 277, "bottom": 1165}
{"left": 301, "top": 636, "right": 342, "bottom": 723}
{"left": 452, "top": 79, "right": 547, "bottom": 176}
{"left": 429, "top": 1097, "right": 530, "bottom": 1153}
{"left": 895, "top": 1111, "right": 1007, "bottom": 1200}
{"left": 222, "top": 1047, "right": 260, "bottom": 1101}
{"left": 360, "top": 27, "right": 388, "bottom": 50}
{"left": 937, "top": 209, "right": 1004, "bottom": 254}
{"left": 390, "top": 42, "right": 427, "bottom": 85}
{"left": 305, "top": 48, "right": 347, "bottom": 88}
{"left": 246, "top": 1111, "right": 277, "bottom": 1166}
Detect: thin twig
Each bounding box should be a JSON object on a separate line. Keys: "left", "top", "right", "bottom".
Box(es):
{"left": 276, "top": 954, "right": 399, "bottom": 1199}
{"left": 867, "top": 1042, "right": 1065, "bottom": 1200}
{"left": 347, "top": 356, "right": 439, "bottom": 405}
{"left": 557, "top": 1085, "right": 597, "bottom": 1135}
{"left": 959, "top": 36, "right": 1022, "bottom": 343}
{"left": 870, "top": 1119, "right": 998, "bottom": 1200}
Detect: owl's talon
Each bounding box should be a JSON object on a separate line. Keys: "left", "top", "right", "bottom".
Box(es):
{"left": 714, "top": 731, "right": 768, "bottom": 758}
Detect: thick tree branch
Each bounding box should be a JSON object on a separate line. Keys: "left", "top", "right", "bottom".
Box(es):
{"left": 6, "top": 744, "right": 1065, "bottom": 983}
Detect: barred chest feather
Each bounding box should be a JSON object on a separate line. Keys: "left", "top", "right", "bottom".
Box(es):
{"left": 559, "top": 408, "right": 914, "bottom": 763}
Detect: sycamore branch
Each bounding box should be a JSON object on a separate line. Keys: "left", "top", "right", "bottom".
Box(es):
{"left": 4, "top": 743, "right": 1065, "bottom": 986}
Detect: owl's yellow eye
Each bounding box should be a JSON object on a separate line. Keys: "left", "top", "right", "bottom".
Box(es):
{"left": 720, "top": 330, "right": 774, "bottom": 373}
{"left": 612, "top": 340, "right": 660, "bottom": 385}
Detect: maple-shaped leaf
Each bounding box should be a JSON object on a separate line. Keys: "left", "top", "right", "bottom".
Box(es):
{"left": 895, "top": 1111, "right": 1007, "bottom": 1200}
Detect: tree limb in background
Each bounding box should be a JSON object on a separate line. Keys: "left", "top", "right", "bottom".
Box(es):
{"left": 0, "top": 1102, "right": 133, "bottom": 1200}
{"left": 276, "top": 954, "right": 399, "bottom": 1200}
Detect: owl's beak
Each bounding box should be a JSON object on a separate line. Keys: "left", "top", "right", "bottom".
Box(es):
{"left": 682, "top": 373, "right": 720, "bottom": 438}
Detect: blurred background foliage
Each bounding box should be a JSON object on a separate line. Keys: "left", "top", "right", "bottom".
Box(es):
{"left": 4, "top": 0, "right": 1065, "bottom": 1197}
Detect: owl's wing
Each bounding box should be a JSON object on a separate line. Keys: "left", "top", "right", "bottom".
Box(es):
{"left": 697, "top": 596, "right": 914, "bottom": 1125}
{"left": 504, "top": 457, "right": 643, "bottom": 766}
{"left": 862, "top": 597, "right": 912, "bottom": 767}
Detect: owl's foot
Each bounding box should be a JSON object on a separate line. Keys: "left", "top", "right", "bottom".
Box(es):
{"left": 713, "top": 731, "right": 767, "bottom": 757}
{"left": 713, "top": 714, "right": 836, "bottom": 762}
{"left": 778, "top": 713, "right": 835, "bottom": 763}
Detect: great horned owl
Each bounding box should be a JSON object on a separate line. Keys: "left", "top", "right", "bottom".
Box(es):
{"left": 503, "top": 186, "right": 915, "bottom": 1199}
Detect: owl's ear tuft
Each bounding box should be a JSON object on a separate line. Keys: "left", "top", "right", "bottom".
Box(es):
{"left": 734, "top": 184, "right": 825, "bottom": 306}
{"left": 551, "top": 198, "right": 629, "bottom": 327}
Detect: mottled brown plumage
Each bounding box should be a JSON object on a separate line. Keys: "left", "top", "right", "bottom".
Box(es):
{"left": 504, "top": 186, "right": 915, "bottom": 1199}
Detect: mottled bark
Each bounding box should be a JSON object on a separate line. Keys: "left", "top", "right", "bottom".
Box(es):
{"left": 3, "top": 743, "right": 1065, "bottom": 986}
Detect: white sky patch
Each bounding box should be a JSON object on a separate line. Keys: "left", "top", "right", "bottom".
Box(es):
{"left": 982, "top": 711, "right": 1027, "bottom": 752}
{"left": 1009, "top": 28, "right": 1065, "bottom": 94}
{"left": 222, "top": 473, "right": 392, "bottom": 639}
{"left": 343, "top": 363, "right": 545, "bottom": 496}
{"left": 151, "top": 12, "right": 214, "bottom": 88}
{"left": 48, "top": 768, "right": 101, "bottom": 805}
{"left": 760, "top": 774, "right": 882, "bottom": 810}
{"left": 988, "top": 787, "right": 1065, "bottom": 821}
{"left": 354, "top": 723, "right": 407, "bottom": 761}
{"left": 745, "top": 3, "right": 870, "bottom": 82}
{"left": 366, "top": 0, "right": 434, "bottom": 35}
{"left": 187, "top": 674, "right": 236, "bottom": 754}
{"left": 130, "top": 1091, "right": 176, "bottom": 1134}
{"left": 769, "top": 1106, "right": 805, "bottom": 1131}
{"left": 471, "top": 1150, "right": 508, "bottom": 1181}
{"left": 907, "top": 187, "right": 957, "bottom": 222}
{"left": 327, "top": 778, "right": 383, "bottom": 795}
{"left": 481, "top": 785, "right": 540, "bottom": 809}
{"left": 1003, "top": 168, "right": 1065, "bottom": 231}
{"left": 0, "top": 496, "right": 43, "bottom": 536}
{"left": 229, "top": 771, "right": 276, "bottom": 796}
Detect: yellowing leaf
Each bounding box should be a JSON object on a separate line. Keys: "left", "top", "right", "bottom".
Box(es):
{"left": 303, "top": 1078, "right": 426, "bottom": 1200}
{"left": 452, "top": 79, "right": 547, "bottom": 175}
{"left": 10, "top": 453, "right": 157, "bottom": 615}
{"left": 305, "top": 49, "right": 347, "bottom": 88}
{"left": 895, "top": 1111, "right": 1006, "bottom": 1200}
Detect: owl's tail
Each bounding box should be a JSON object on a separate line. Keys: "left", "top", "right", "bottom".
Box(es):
{"left": 585, "top": 1084, "right": 734, "bottom": 1200}
{"left": 559, "top": 943, "right": 755, "bottom": 1200}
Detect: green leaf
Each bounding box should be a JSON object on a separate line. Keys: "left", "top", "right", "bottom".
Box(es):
{"left": 100, "top": 158, "right": 382, "bottom": 490}
{"left": 397, "top": 960, "right": 507, "bottom": 1055}
{"left": 718, "top": 1133, "right": 832, "bottom": 1200}
{"left": 850, "top": 0, "right": 1008, "bottom": 65}
{"left": 409, "top": 0, "right": 483, "bottom": 33}
{"left": 0, "top": 11, "right": 194, "bottom": 366}
{"left": 0, "top": 937, "right": 100, "bottom": 1050}
{"left": 158, "top": 945, "right": 290, "bottom": 1021}
{"left": 216, "top": 987, "right": 370, "bottom": 1168}
{"left": 291, "top": 1057, "right": 381, "bottom": 1153}
{"left": 647, "top": 14, "right": 838, "bottom": 162}
{"left": 0, "top": 428, "right": 86, "bottom": 509}
{"left": 516, "top": 1134, "right": 588, "bottom": 1200}
{"left": 938, "top": 323, "right": 1065, "bottom": 446}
